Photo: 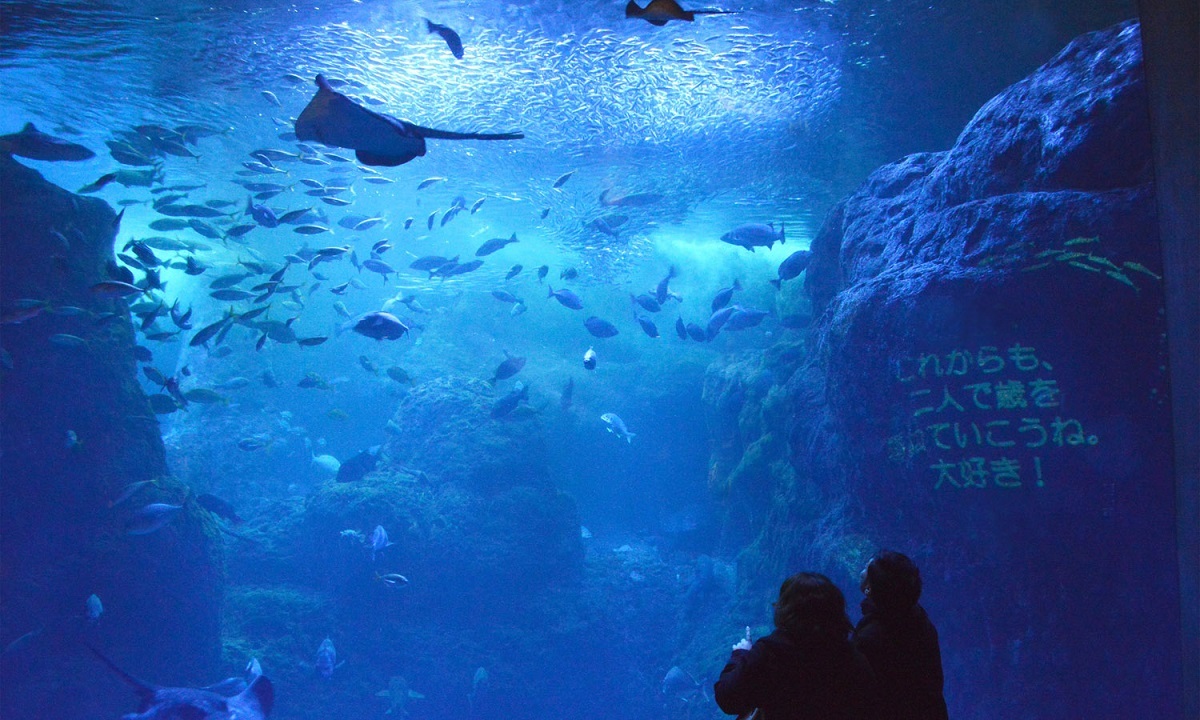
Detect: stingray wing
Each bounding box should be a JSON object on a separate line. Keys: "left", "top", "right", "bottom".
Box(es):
{"left": 229, "top": 675, "right": 274, "bottom": 719}
{"left": 405, "top": 122, "right": 524, "bottom": 142}
{"left": 295, "top": 75, "right": 425, "bottom": 166}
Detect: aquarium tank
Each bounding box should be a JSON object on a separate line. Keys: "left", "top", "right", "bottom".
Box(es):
{"left": 0, "top": 1, "right": 1193, "bottom": 718}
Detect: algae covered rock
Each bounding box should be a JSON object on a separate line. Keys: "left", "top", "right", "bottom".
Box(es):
{"left": 0, "top": 154, "right": 223, "bottom": 718}
{"left": 381, "top": 375, "right": 549, "bottom": 492}
{"left": 784, "top": 20, "right": 1177, "bottom": 718}
{"left": 301, "top": 470, "right": 582, "bottom": 604}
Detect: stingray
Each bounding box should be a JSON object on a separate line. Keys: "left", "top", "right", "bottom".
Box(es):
{"left": 0, "top": 122, "right": 95, "bottom": 161}
{"left": 625, "top": 0, "right": 737, "bottom": 26}
{"left": 294, "top": 75, "right": 523, "bottom": 167}
{"left": 88, "top": 644, "right": 274, "bottom": 719}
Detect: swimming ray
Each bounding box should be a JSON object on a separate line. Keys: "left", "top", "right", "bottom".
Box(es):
{"left": 294, "top": 75, "right": 523, "bottom": 167}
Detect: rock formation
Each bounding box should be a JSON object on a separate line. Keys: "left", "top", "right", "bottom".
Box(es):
{"left": 0, "top": 154, "right": 222, "bottom": 719}
{"left": 711, "top": 20, "right": 1181, "bottom": 717}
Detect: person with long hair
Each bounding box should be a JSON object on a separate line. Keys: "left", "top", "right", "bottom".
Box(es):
{"left": 714, "top": 572, "right": 876, "bottom": 719}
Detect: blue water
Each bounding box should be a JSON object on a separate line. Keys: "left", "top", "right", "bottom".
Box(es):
{"left": 0, "top": 1, "right": 1168, "bottom": 719}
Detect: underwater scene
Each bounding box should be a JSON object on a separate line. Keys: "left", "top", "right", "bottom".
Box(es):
{"left": 0, "top": 0, "right": 1186, "bottom": 718}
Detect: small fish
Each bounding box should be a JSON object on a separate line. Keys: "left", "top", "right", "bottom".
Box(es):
{"left": 261, "top": 90, "right": 282, "bottom": 107}
{"left": 246, "top": 197, "right": 279, "bottom": 228}
{"left": 583, "top": 346, "right": 597, "bottom": 370}
{"left": 553, "top": 170, "right": 575, "bottom": 188}
{"left": 386, "top": 366, "right": 413, "bottom": 384}
{"left": 490, "top": 381, "right": 528, "bottom": 418}
{"left": 86, "top": 594, "right": 103, "bottom": 624}
{"left": 49, "top": 333, "right": 88, "bottom": 348}
{"left": 654, "top": 265, "right": 677, "bottom": 305}
{"left": 371, "top": 524, "right": 393, "bottom": 561}
{"left": 376, "top": 572, "right": 409, "bottom": 588}
{"left": 417, "top": 177, "right": 447, "bottom": 190}
{"left": 210, "top": 289, "right": 256, "bottom": 301}
{"left": 724, "top": 307, "right": 769, "bottom": 331}
{"left": 183, "top": 388, "right": 228, "bottom": 404}
{"left": 475, "top": 233, "right": 518, "bottom": 257}
{"left": 770, "top": 250, "right": 812, "bottom": 289}
{"left": 662, "top": 666, "right": 701, "bottom": 700}
{"left": 65, "top": 429, "right": 82, "bottom": 450}
{"left": 635, "top": 315, "right": 660, "bottom": 338}
{"left": 196, "top": 493, "right": 243, "bottom": 524}
{"left": 316, "top": 637, "right": 341, "bottom": 679}
{"left": 298, "top": 372, "right": 330, "bottom": 389}
{"left": 539, "top": 207, "right": 550, "bottom": 219}
{"left": 490, "top": 351, "right": 526, "bottom": 384}
{"left": 239, "top": 436, "right": 272, "bottom": 452}
{"left": 79, "top": 173, "right": 118, "bottom": 193}
{"left": 601, "top": 412, "right": 635, "bottom": 443}
{"left": 560, "top": 267, "right": 578, "bottom": 281}
{"left": 278, "top": 208, "right": 314, "bottom": 224}
{"left": 505, "top": 264, "right": 523, "bottom": 280}
{"left": 711, "top": 279, "right": 741, "bottom": 312}
{"left": 536, "top": 265, "right": 549, "bottom": 282}
{"left": 294, "top": 224, "right": 331, "bottom": 235}
{"left": 584, "top": 316, "right": 619, "bottom": 338}
{"left": 1123, "top": 261, "right": 1161, "bottom": 280}
{"left": 150, "top": 218, "right": 190, "bottom": 231}
{"left": 470, "top": 197, "right": 486, "bottom": 213}
{"left": 424, "top": 19, "right": 464, "bottom": 59}
{"left": 126, "top": 503, "right": 183, "bottom": 535}
{"left": 631, "top": 293, "right": 661, "bottom": 313}
{"left": 547, "top": 286, "right": 583, "bottom": 310}
{"left": 90, "top": 280, "right": 145, "bottom": 298}
{"left": 491, "top": 290, "right": 522, "bottom": 304}
{"left": 109, "top": 479, "right": 159, "bottom": 508}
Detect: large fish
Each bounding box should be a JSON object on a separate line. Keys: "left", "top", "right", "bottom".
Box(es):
{"left": 0, "top": 123, "right": 95, "bottom": 161}
{"left": 352, "top": 311, "right": 409, "bottom": 340}
{"left": 295, "top": 75, "right": 522, "bottom": 167}
{"left": 624, "top": 0, "right": 737, "bottom": 26}
{"left": 88, "top": 644, "right": 274, "bottom": 719}
{"left": 720, "top": 223, "right": 785, "bottom": 252}
{"left": 770, "top": 250, "right": 813, "bottom": 289}
{"left": 424, "top": 19, "right": 464, "bottom": 59}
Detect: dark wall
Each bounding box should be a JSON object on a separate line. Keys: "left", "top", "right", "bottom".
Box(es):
{"left": 791, "top": 19, "right": 1182, "bottom": 717}
{"left": 1139, "top": 0, "right": 1200, "bottom": 714}
{"left": 0, "top": 155, "right": 223, "bottom": 718}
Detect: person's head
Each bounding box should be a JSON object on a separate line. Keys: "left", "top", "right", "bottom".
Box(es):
{"left": 863, "top": 550, "right": 922, "bottom": 614}
{"left": 773, "top": 572, "right": 852, "bottom": 640}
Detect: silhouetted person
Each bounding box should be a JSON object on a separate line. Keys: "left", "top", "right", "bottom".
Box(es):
{"left": 714, "top": 572, "right": 875, "bottom": 720}
{"left": 854, "top": 551, "right": 949, "bottom": 720}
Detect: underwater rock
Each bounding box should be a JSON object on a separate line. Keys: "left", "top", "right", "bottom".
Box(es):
{"left": 0, "top": 154, "right": 223, "bottom": 719}
{"left": 380, "top": 375, "right": 550, "bottom": 492}
{"left": 774, "top": 20, "right": 1176, "bottom": 718}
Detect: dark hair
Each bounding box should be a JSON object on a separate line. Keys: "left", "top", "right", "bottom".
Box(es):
{"left": 773, "top": 572, "right": 852, "bottom": 640}
{"left": 866, "top": 550, "right": 922, "bottom": 614}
